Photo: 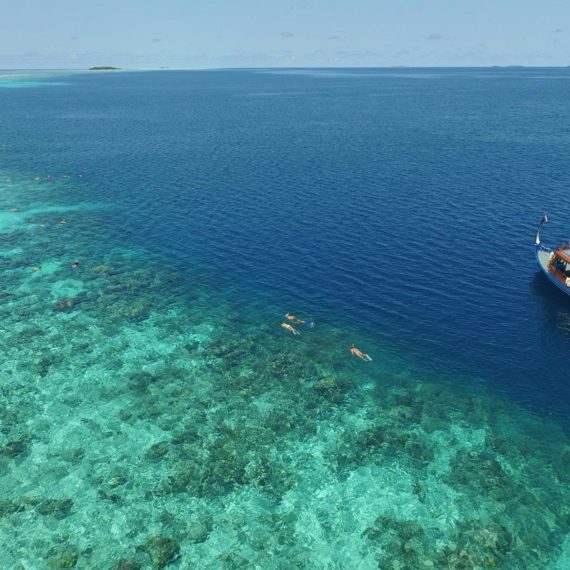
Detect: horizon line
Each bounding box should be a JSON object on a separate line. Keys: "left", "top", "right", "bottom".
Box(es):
{"left": 2, "top": 64, "right": 570, "bottom": 72}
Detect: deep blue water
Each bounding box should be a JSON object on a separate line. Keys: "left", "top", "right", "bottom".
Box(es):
{"left": 3, "top": 67, "right": 570, "bottom": 421}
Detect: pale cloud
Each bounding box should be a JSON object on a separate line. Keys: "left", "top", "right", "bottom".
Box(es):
{"left": 280, "top": 32, "right": 294, "bottom": 38}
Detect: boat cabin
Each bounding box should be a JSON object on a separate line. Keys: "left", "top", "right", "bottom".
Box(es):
{"left": 548, "top": 245, "right": 570, "bottom": 283}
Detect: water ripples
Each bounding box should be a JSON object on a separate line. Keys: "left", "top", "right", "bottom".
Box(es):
{"left": 3, "top": 68, "right": 570, "bottom": 422}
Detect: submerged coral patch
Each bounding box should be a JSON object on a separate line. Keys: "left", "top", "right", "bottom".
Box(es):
{"left": 0, "top": 175, "right": 569, "bottom": 568}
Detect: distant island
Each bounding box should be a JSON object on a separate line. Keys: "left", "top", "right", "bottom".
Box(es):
{"left": 89, "top": 66, "right": 121, "bottom": 71}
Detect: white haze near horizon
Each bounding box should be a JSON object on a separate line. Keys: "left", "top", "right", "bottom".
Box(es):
{"left": 0, "top": 0, "right": 569, "bottom": 69}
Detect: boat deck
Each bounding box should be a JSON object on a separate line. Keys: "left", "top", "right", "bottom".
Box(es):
{"left": 556, "top": 248, "right": 570, "bottom": 263}
{"left": 537, "top": 248, "right": 570, "bottom": 291}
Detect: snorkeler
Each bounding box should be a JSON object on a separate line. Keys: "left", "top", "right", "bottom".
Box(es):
{"left": 32, "top": 266, "right": 42, "bottom": 272}
{"left": 350, "top": 345, "right": 372, "bottom": 361}
{"left": 285, "top": 313, "right": 315, "bottom": 328}
{"left": 285, "top": 313, "right": 304, "bottom": 324}
{"left": 71, "top": 261, "right": 79, "bottom": 270}
{"left": 281, "top": 323, "right": 300, "bottom": 335}
{"left": 58, "top": 219, "right": 66, "bottom": 225}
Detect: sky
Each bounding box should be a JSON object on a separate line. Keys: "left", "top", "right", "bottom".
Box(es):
{"left": 1, "top": 0, "right": 569, "bottom": 69}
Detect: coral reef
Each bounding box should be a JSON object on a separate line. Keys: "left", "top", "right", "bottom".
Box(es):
{"left": 0, "top": 174, "right": 569, "bottom": 568}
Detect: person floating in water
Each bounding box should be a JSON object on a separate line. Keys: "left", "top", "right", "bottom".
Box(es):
{"left": 285, "top": 313, "right": 315, "bottom": 328}
{"left": 350, "top": 345, "right": 372, "bottom": 361}
{"left": 285, "top": 312, "right": 304, "bottom": 324}
{"left": 32, "top": 266, "right": 42, "bottom": 272}
{"left": 71, "top": 261, "right": 79, "bottom": 270}
{"left": 58, "top": 219, "right": 66, "bottom": 225}
{"left": 281, "top": 322, "right": 300, "bottom": 335}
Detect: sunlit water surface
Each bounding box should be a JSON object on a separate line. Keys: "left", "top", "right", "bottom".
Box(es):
{"left": 1, "top": 68, "right": 569, "bottom": 569}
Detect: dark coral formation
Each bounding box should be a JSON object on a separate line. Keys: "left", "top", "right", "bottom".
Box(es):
{"left": 37, "top": 498, "right": 74, "bottom": 519}
{"left": 136, "top": 536, "right": 181, "bottom": 568}
{"left": 46, "top": 548, "right": 79, "bottom": 568}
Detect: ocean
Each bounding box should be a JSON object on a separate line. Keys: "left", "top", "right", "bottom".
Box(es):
{"left": 1, "top": 67, "right": 569, "bottom": 569}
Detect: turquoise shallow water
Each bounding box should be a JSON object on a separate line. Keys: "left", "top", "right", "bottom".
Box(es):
{"left": 1, "top": 69, "right": 570, "bottom": 569}
{"left": 0, "top": 70, "right": 75, "bottom": 89}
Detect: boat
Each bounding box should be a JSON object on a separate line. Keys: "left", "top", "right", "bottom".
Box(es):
{"left": 535, "top": 215, "right": 570, "bottom": 296}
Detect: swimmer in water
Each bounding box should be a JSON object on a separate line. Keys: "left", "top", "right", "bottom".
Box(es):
{"left": 285, "top": 313, "right": 305, "bottom": 324}
{"left": 58, "top": 219, "right": 66, "bottom": 225}
{"left": 350, "top": 345, "right": 373, "bottom": 361}
{"left": 32, "top": 266, "right": 42, "bottom": 272}
{"left": 281, "top": 323, "right": 300, "bottom": 335}
{"left": 9, "top": 208, "right": 18, "bottom": 212}
{"left": 71, "top": 261, "right": 79, "bottom": 270}
{"left": 285, "top": 313, "right": 315, "bottom": 328}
